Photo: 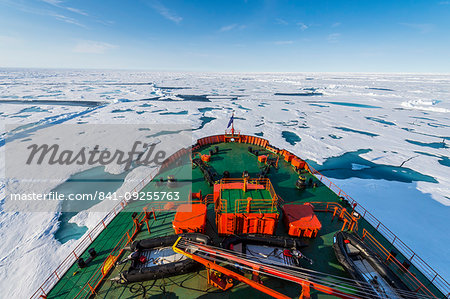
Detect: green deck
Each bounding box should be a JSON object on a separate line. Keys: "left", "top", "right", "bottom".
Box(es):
{"left": 221, "top": 188, "right": 275, "bottom": 213}
{"left": 45, "top": 141, "right": 445, "bottom": 299}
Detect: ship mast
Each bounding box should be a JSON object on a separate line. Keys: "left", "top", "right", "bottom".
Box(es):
{"left": 231, "top": 112, "right": 235, "bottom": 135}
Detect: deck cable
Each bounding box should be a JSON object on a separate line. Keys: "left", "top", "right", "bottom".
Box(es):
{"left": 177, "top": 240, "right": 436, "bottom": 299}
{"left": 190, "top": 243, "right": 436, "bottom": 299}
{"left": 187, "top": 245, "right": 430, "bottom": 299}
{"left": 184, "top": 240, "right": 433, "bottom": 298}
{"left": 179, "top": 241, "right": 369, "bottom": 298}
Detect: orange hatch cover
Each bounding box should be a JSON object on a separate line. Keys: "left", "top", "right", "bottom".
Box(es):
{"left": 258, "top": 155, "right": 267, "bottom": 163}
{"left": 173, "top": 203, "right": 207, "bottom": 234}
{"left": 282, "top": 203, "right": 322, "bottom": 238}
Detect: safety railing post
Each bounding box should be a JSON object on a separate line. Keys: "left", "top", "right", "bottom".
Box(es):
{"left": 431, "top": 273, "right": 438, "bottom": 283}
{"left": 332, "top": 206, "right": 338, "bottom": 221}
{"left": 341, "top": 219, "right": 348, "bottom": 231}
{"left": 40, "top": 287, "right": 46, "bottom": 296}
{"left": 88, "top": 282, "right": 95, "bottom": 294}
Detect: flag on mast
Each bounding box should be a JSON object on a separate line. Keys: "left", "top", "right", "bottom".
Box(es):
{"left": 227, "top": 113, "right": 234, "bottom": 128}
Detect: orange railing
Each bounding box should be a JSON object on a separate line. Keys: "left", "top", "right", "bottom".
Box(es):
{"left": 56, "top": 198, "right": 208, "bottom": 299}
{"left": 307, "top": 164, "right": 450, "bottom": 297}
{"left": 204, "top": 194, "right": 214, "bottom": 205}
{"left": 30, "top": 200, "right": 128, "bottom": 299}
{"left": 72, "top": 210, "right": 146, "bottom": 298}
{"left": 310, "top": 202, "right": 437, "bottom": 298}
{"left": 234, "top": 198, "right": 278, "bottom": 214}
{"left": 219, "top": 178, "right": 277, "bottom": 196}
{"left": 71, "top": 198, "right": 209, "bottom": 298}
{"left": 310, "top": 201, "right": 360, "bottom": 232}
{"left": 30, "top": 167, "right": 159, "bottom": 299}
{"left": 216, "top": 198, "right": 228, "bottom": 213}
{"left": 361, "top": 229, "right": 436, "bottom": 298}
{"left": 216, "top": 178, "right": 278, "bottom": 214}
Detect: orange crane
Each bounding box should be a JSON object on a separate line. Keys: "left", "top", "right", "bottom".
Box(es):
{"left": 173, "top": 237, "right": 360, "bottom": 299}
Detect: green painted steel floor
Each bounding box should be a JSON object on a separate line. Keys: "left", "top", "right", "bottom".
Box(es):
{"left": 46, "top": 141, "right": 444, "bottom": 299}
{"left": 222, "top": 188, "right": 274, "bottom": 213}
{"left": 48, "top": 212, "right": 137, "bottom": 299}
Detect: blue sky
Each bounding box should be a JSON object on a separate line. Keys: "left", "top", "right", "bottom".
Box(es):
{"left": 0, "top": 0, "right": 449, "bottom": 72}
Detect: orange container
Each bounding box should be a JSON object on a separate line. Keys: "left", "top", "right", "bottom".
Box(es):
{"left": 291, "top": 157, "right": 305, "bottom": 169}
{"left": 282, "top": 204, "right": 321, "bottom": 238}
{"left": 284, "top": 154, "right": 294, "bottom": 162}
{"left": 217, "top": 213, "right": 278, "bottom": 235}
{"left": 173, "top": 204, "right": 207, "bottom": 234}
{"left": 201, "top": 154, "right": 211, "bottom": 162}
{"left": 258, "top": 155, "right": 267, "bottom": 163}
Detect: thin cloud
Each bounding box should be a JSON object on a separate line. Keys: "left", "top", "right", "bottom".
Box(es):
{"left": 41, "top": 0, "right": 89, "bottom": 16}
{"left": 400, "top": 23, "right": 434, "bottom": 33}
{"left": 219, "top": 24, "right": 237, "bottom": 32}
{"left": 327, "top": 33, "right": 341, "bottom": 43}
{"left": 96, "top": 19, "right": 116, "bottom": 26}
{"left": 52, "top": 13, "right": 86, "bottom": 28}
{"left": 2, "top": 0, "right": 88, "bottom": 27}
{"left": 41, "top": 0, "right": 63, "bottom": 5}
{"left": 297, "top": 22, "right": 308, "bottom": 31}
{"left": 332, "top": 22, "right": 341, "bottom": 28}
{"left": 218, "top": 24, "right": 246, "bottom": 32}
{"left": 275, "top": 18, "right": 288, "bottom": 25}
{"left": 438, "top": 1, "right": 449, "bottom": 4}
{"left": 274, "top": 40, "right": 294, "bottom": 45}
{"left": 73, "top": 40, "right": 117, "bottom": 54}
{"left": 149, "top": 0, "right": 182, "bottom": 24}
{"left": 66, "top": 7, "right": 89, "bottom": 16}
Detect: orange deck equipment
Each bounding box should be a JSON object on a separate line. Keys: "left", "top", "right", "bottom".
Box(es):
{"left": 282, "top": 203, "right": 322, "bottom": 238}
{"left": 201, "top": 154, "right": 211, "bottom": 162}
{"left": 215, "top": 178, "right": 279, "bottom": 235}
{"left": 173, "top": 203, "right": 207, "bottom": 234}
{"left": 291, "top": 157, "right": 305, "bottom": 169}
{"left": 258, "top": 155, "right": 267, "bottom": 163}
{"left": 284, "top": 154, "right": 294, "bottom": 162}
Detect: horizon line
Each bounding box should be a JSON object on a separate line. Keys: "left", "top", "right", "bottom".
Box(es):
{"left": 1, "top": 66, "right": 450, "bottom": 76}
